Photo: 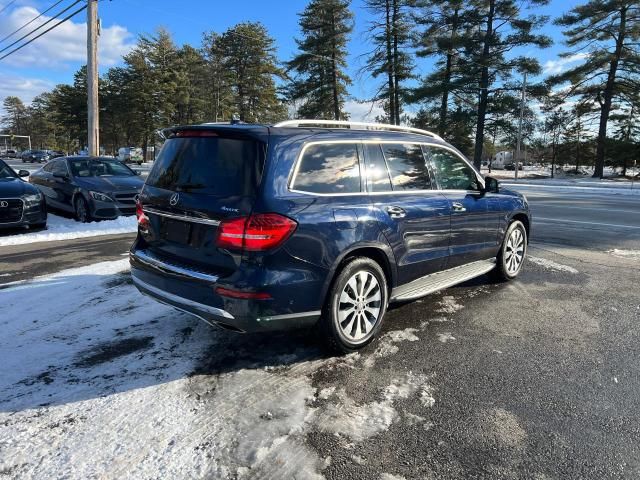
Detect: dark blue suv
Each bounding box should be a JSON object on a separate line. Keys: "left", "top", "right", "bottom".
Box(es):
{"left": 130, "top": 120, "right": 530, "bottom": 352}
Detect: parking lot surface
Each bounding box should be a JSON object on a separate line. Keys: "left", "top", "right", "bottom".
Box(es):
{"left": 0, "top": 187, "right": 639, "bottom": 479}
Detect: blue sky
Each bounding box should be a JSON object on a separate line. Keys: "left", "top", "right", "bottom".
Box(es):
{"left": 0, "top": 0, "right": 584, "bottom": 119}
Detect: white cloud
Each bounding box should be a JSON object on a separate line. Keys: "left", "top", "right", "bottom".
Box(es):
{"left": 0, "top": 73, "right": 53, "bottom": 106}
{"left": 543, "top": 53, "right": 589, "bottom": 75}
{"left": 344, "top": 100, "right": 385, "bottom": 122}
{"left": 0, "top": 6, "right": 134, "bottom": 68}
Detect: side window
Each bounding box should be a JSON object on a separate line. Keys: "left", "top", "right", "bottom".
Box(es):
{"left": 51, "top": 160, "right": 68, "bottom": 176}
{"left": 292, "top": 143, "right": 361, "bottom": 194}
{"left": 381, "top": 143, "right": 431, "bottom": 191}
{"left": 364, "top": 144, "right": 392, "bottom": 192}
{"left": 428, "top": 147, "right": 480, "bottom": 191}
{"left": 42, "top": 162, "right": 54, "bottom": 173}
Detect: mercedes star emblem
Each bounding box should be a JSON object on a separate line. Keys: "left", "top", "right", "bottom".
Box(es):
{"left": 169, "top": 193, "right": 179, "bottom": 206}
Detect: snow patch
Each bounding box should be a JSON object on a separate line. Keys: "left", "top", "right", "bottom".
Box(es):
{"left": 364, "top": 328, "right": 420, "bottom": 368}
{"left": 0, "top": 213, "right": 136, "bottom": 247}
{"left": 380, "top": 474, "right": 407, "bottom": 480}
{"left": 436, "top": 296, "right": 464, "bottom": 314}
{"left": 316, "top": 389, "right": 398, "bottom": 442}
{"left": 316, "top": 373, "right": 435, "bottom": 442}
{"left": 0, "top": 260, "right": 333, "bottom": 479}
{"left": 607, "top": 249, "right": 640, "bottom": 259}
{"left": 437, "top": 333, "right": 456, "bottom": 343}
{"left": 528, "top": 256, "right": 578, "bottom": 274}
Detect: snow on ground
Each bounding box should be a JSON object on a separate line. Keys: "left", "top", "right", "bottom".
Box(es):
{"left": 0, "top": 260, "right": 437, "bottom": 479}
{"left": 607, "top": 249, "right": 640, "bottom": 259}
{"left": 527, "top": 256, "right": 579, "bottom": 274}
{"left": 0, "top": 214, "right": 137, "bottom": 247}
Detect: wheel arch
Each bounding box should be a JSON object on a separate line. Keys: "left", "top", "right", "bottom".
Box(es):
{"left": 510, "top": 212, "right": 530, "bottom": 243}
{"left": 320, "top": 243, "right": 397, "bottom": 309}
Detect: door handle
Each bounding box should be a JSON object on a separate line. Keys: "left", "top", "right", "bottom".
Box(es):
{"left": 386, "top": 206, "right": 406, "bottom": 218}
{"left": 452, "top": 202, "right": 467, "bottom": 212}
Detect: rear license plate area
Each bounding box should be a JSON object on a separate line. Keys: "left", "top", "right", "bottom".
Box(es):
{"left": 160, "top": 218, "right": 192, "bottom": 244}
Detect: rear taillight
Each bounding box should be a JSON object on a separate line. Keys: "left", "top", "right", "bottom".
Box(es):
{"left": 136, "top": 199, "right": 150, "bottom": 232}
{"left": 216, "top": 213, "right": 297, "bottom": 252}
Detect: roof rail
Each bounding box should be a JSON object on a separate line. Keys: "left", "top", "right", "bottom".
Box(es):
{"left": 273, "top": 119, "right": 444, "bottom": 141}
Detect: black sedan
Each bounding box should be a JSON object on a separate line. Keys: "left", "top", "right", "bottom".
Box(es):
{"left": 29, "top": 156, "right": 144, "bottom": 222}
{"left": 0, "top": 159, "right": 47, "bottom": 230}
{"left": 21, "top": 150, "right": 50, "bottom": 163}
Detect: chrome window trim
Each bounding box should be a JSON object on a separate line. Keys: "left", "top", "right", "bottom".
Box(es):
{"left": 289, "top": 141, "right": 363, "bottom": 196}
{"left": 0, "top": 197, "right": 25, "bottom": 224}
{"left": 143, "top": 207, "right": 221, "bottom": 226}
{"left": 132, "top": 249, "right": 220, "bottom": 283}
{"left": 287, "top": 140, "right": 484, "bottom": 197}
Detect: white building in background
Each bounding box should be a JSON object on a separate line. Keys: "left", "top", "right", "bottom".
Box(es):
{"left": 491, "top": 151, "right": 513, "bottom": 169}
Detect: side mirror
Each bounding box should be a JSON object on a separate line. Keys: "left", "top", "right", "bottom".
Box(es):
{"left": 18, "top": 169, "right": 30, "bottom": 178}
{"left": 484, "top": 176, "right": 499, "bottom": 193}
{"left": 53, "top": 172, "right": 69, "bottom": 180}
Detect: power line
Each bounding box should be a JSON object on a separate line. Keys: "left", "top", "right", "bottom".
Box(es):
{"left": 0, "top": 0, "right": 67, "bottom": 45}
{"left": 0, "top": 0, "right": 83, "bottom": 55}
{"left": 0, "top": 0, "right": 17, "bottom": 15}
{"left": 0, "top": 3, "right": 87, "bottom": 61}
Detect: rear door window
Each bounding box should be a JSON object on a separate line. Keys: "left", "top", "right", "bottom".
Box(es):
{"left": 146, "top": 135, "right": 264, "bottom": 197}
{"left": 292, "top": 143, "right": 361, "bottom": 194}
{"left": 364, "top": 144, "right": 392, "bottom": 192}
{"left": 381, "top": 143, "right": 432, "bottom": 191}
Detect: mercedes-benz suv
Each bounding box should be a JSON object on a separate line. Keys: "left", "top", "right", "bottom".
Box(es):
{"left": 130, "top": 120, "right": 530, "bottom": 352}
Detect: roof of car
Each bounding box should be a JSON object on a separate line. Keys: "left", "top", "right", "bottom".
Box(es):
{"left": 166, "top": 121, "right": 452, "bottom": 147}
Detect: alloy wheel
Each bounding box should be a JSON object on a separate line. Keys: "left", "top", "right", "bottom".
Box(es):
{"left": 76, "top": 199, "right": 88, "bottom": 222}
{"left": 337, "top": 270, "right": 382, "bottom": 342}
{"left": 505, "top": 227, "right": 525, "bottom": 275}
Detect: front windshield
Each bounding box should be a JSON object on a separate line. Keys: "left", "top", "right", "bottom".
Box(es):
{"left": 69, "top": 158, "right": 135, "bottom": 177}
{"left": 0, "top": 161, "right": 17, "bottom": 179}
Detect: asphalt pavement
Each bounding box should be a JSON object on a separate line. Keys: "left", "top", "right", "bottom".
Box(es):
{"left": 1, "top": 186, "right": 639, "bottom": 479}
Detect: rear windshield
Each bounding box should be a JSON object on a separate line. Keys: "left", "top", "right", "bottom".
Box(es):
{"left": 146, "top": 136, "right": 264, "bottom": 196}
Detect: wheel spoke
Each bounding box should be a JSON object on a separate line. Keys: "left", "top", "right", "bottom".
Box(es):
{"left": 340, "top": 290, "right": 356, "bottom": 307}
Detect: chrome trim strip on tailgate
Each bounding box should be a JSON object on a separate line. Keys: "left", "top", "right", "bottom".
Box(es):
{"left": 143, "top": 207, "right": 221, "bottom": 226}
{"left": 132, "top": 249, "right": 219, "bottom": 283}
{"left": 132, "top": 274, "right": 234, "bottom": 319}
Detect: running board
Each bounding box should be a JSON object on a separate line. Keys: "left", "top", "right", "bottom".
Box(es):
{"left": 391, "top": 259, "right": 496, "bottom": 302}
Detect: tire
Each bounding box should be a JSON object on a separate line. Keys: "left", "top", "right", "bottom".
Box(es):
{"left": 319, "top": 257, "right": 388, "bottom": 354}
{"left": 493, "top": 220, "right": 527, "bottom": 281}
{"left": 74, "top": 196, "right": 91, "bottom": 223}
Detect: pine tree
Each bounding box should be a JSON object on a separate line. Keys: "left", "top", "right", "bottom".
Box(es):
{"left": 287, "top": 0, "right": 353, "bottom": 120}
{"left": 551, "top": 1, "right": 640, "bottom": 178}
{"left": 461, "top": 0, "right": 551, "bottom": 169}
{"left": 362, "top": 0, "right": 415, "bottom": 125}
{"left": 201, "top": 32, "right": 235, "bottom": 122}
{"left": 1, "top": 96, "right": 29, "bottom": 134}
{"left": 218, "top": 22, "right": 287, "bottom": 123}
{"left": 412, "top": 0, "right": 472, "bottom": 137}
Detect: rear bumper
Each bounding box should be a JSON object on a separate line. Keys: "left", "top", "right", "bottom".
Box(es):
{"left": 129, "top": 249, "right": 322, "bottom": 333}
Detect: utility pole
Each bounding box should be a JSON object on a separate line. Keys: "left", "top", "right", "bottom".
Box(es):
{"left": 515, "top": 72, "right": 527, "bottom": 181}
{"left": 87, "top": 0, "right": 99, "bottom": 156}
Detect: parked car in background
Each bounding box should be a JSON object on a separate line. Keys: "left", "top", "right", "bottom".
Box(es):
{"left": 21, "top": 150, "right": 50, "bottom": 163}
{"left": 29, "top": 156, "right": 144, "bottom": 222}
{"left": 130, "top": 120, "right": 531, "bottom": 352}
{"left": 118, "top": 147, "right": 144, "bottom": 165}
{"left": 0, "top": 158, "right": 47, "bottom": 230}
{"left": 47, "top": 150, "right": 66, "bottom": 159}
{"left": 0, "top": 149, "right": 18, "bottom": 158}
